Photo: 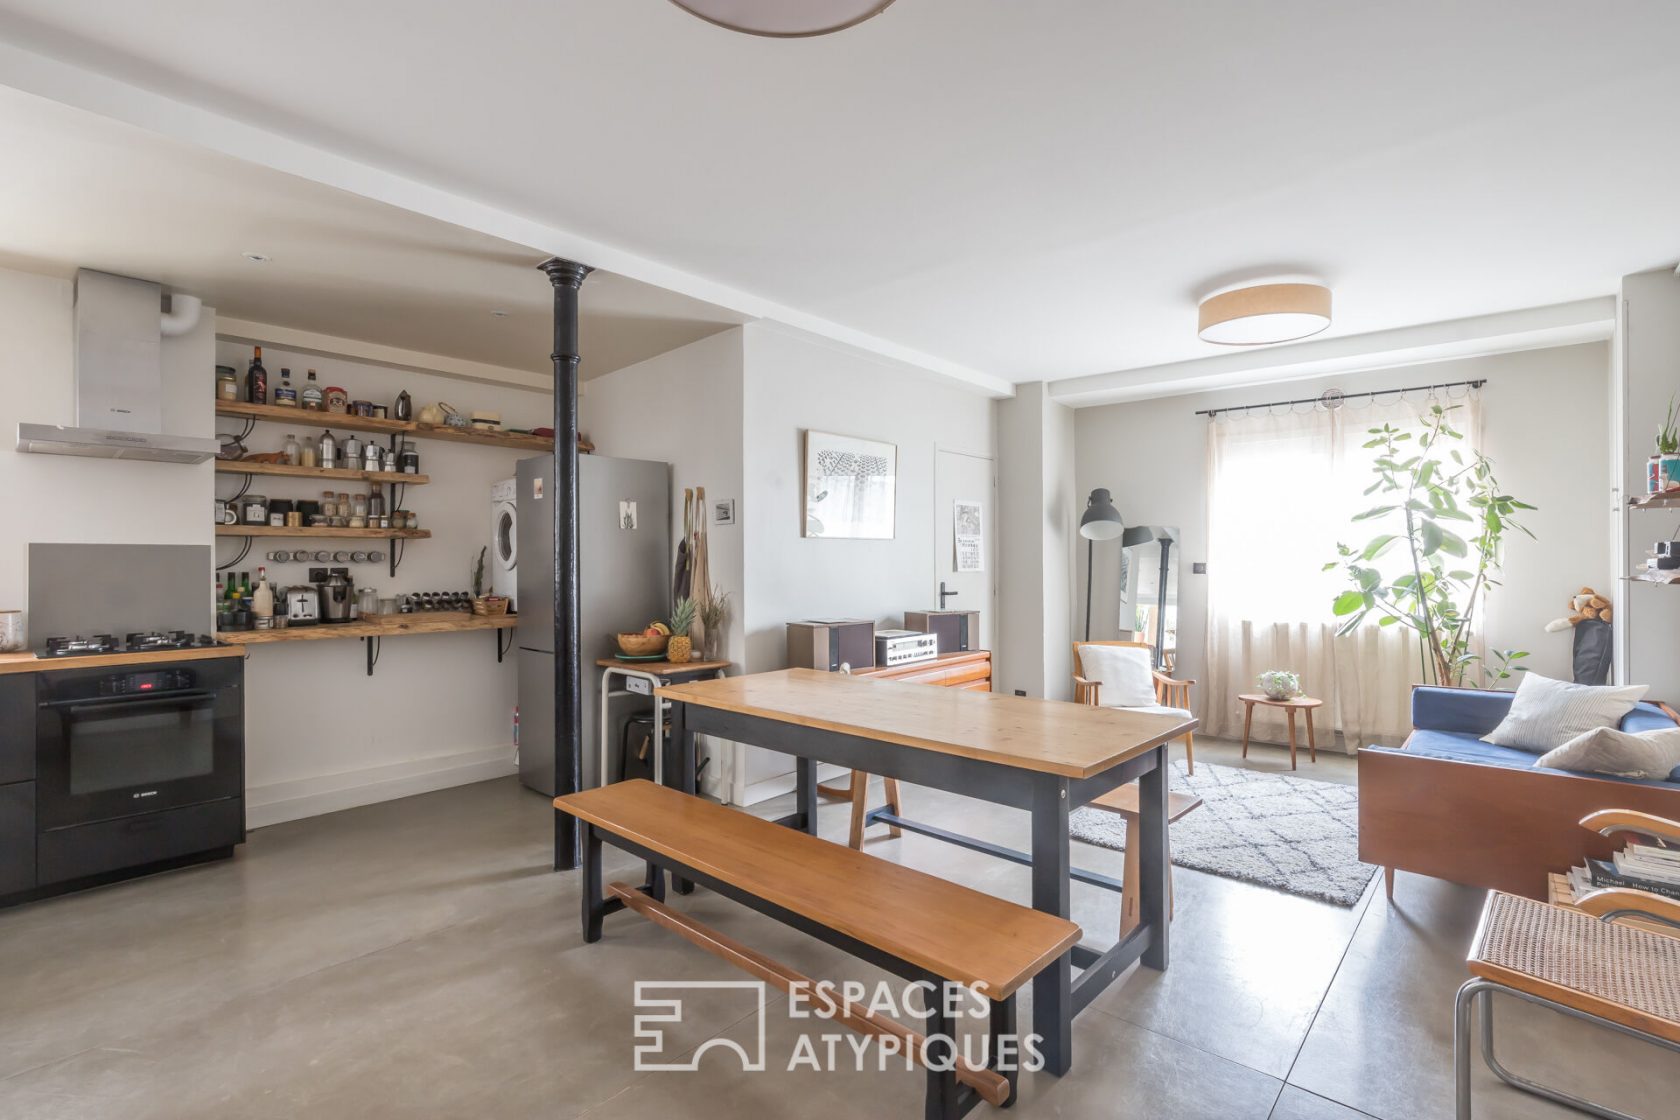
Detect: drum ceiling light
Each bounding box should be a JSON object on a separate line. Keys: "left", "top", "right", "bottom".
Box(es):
{"left": 670, "top": 0, "right": 896, "bottom": 37}
{"left": 1197, "top": 282, "right": 1332, "bottom": 346}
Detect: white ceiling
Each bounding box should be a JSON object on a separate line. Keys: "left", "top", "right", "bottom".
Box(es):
{"left": 0, "top": 85, "right": 744, "bottom": 382}
{"left": 0, "top": 1, "right": 1677, "bottom": 393}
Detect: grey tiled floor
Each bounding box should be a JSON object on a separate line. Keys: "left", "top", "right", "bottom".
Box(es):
{"left": 1, "top": 738, "right": 1675, "bottom": 1118}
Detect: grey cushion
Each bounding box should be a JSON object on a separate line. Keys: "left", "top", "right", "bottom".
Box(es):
{"left": 1481, "top": 673, "right": 1648, "bottom": 752}
{"left": 1536, "top": 725, "right": 1680, "bottom": 780}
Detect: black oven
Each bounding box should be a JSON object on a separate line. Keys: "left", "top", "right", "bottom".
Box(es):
{"left": 36, "top": 659, "right": 243, "bottom": 831}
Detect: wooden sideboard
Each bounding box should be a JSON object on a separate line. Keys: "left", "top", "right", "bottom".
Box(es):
{"left": 850, "top": 649, "right": 992, "bottom": 691}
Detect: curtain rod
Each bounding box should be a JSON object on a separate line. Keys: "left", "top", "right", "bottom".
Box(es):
{"left": 1195, "top": 378, "right": 1486, "bottom": 418}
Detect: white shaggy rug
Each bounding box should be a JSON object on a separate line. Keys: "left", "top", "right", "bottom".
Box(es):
{"left": 1070, "top": 760, "right": 1376, "bottom": 906}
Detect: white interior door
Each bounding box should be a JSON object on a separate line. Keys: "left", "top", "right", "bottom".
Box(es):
{"left": 933, "top": 448, "right": 996, "bottom": 652}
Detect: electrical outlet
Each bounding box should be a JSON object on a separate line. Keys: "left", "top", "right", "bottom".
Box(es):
{"left": 1192, "top": 562, "right": 1207, "bottom": 575}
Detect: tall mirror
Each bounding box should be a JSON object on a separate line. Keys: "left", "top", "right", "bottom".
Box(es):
{"left": 1119, "top": 526, "right": 1179, "bottom": 670}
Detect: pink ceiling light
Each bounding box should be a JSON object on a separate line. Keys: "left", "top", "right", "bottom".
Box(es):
{"left": 670, "top": 0, "right": 896, "bottom": 37}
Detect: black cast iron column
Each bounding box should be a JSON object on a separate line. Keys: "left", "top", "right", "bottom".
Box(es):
{"left": 541, "top": 256, "right": 592, "bottom": 871}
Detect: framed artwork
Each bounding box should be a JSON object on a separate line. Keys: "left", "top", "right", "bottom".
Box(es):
{"left": 802, "top": 430, "right": 897, "bottom": 539}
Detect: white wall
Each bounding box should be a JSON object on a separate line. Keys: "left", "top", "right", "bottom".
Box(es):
{"left": 580, "top": 328, "right": 747, "bottom": 800}
{"left": 214, "top": 339, "right": 550, "bottom": 825}
{"left": 739, "top": 323, "right": 996, "bottom": 794}
{"left": 0, "top": 267, "right": 213, "bottom": 617}
{"left": 1074, "top": 343, "right": 1613, "bottom": 690}
{"left": 1617, "top": 268, "right": 1680, "bottom": 696}
{"left": 995, "top": 383, "right": 1077, "bottom": 700}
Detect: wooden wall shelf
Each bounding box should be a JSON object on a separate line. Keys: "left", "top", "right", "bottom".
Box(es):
{"left": 215, "top": 401, "right": 555, "bottom": 452}
{"left": 214, "top": 460, "right": 430, "bottom": 485}
{"left": 220, "top": 613, "right": 517, "bottom": 675}
{"left": 216, "top": 525, "right": 431, "bottom": 539}
{"left": 1628, "top": 490, "right": 1680, "bottom": 510}
{"left": 219, "top": 614, "right": 515, "bottom": 644}
{"left": 216, "top": 400, "right": 411, "bottom": 437}
{"left": 412, "top": 421, "right": 554, "bottom": 451}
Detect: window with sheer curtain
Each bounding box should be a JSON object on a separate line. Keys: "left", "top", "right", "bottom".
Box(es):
{"left": 1201, "top": 393, "right": 1482, "bottom": 750}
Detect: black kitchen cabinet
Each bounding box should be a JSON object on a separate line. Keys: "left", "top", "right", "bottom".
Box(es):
{"left": 0, "top": 782, "right": 34, "bottom": 896}
{"left": 0, "top": 675, "right": 33, "bottom": 784}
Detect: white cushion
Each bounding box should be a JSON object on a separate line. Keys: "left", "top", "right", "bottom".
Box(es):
{"left": 1536, "top": 725, "right": 1680, "bottom": 780}
{"left": 1482, "top": 673, "right": 1648, "bottom": 753}
{"left": 1120, "top": 704, "right": 1193, "bottom": 719}
{"left": 1078, "top": 645, "right": 1158, "bottom": 708}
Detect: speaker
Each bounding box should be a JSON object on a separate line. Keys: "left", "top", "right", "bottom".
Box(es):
{"left": 904, "top": 610, "right": 980, "bottom": 654}
{"left": 786, "top": 619, "right": 876, "bottom": 672}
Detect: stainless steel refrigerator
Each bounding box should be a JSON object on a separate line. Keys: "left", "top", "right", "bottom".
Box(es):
{"left": 516, "top": 453, "right": 671, "bottom": 796}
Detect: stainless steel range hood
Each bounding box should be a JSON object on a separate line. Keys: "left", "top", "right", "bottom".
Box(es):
{"left": 16, "top": 270, "right": 220, "bottom": 464}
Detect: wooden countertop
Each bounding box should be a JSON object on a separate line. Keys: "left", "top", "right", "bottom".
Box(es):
{"left": 0, "top": 645, "right": 245, "bottom": 675}
{"left": 219, "top": 615, "right": 516, "bottom": 644}
{"left": 657, "top": 668, "right": 1195, "bottom": 780}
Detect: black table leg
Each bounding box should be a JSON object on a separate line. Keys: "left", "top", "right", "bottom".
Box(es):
{"left": 795, "top": 755, "right": 819, "bottom": 836}
{"left": 1139, "top": 744, "right": 1170, "bottom": 971}
{"left": 667, "top": 700, "right": 697, "bottom": 894}
{"left": 1030, "top": 777, "right": 1072, "bottom": 1077}
{"left": 581, "top": 822, "right": 603, "bottom": 942}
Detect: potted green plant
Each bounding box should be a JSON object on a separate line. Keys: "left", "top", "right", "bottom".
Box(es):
{"left": 1655, "top": 396, "right": 1680, "bottom": 494}
{"left": 1330, "top": 403, "right": 1534, "bottom": 688}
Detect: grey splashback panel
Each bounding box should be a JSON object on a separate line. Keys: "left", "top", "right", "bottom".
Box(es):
{"left": 29, "top": 543, "right": 212, "bottom": 639}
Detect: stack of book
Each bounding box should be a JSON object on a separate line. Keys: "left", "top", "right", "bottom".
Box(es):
{"left": 1567, "top": 836, "right": 1680, "bottom": 901}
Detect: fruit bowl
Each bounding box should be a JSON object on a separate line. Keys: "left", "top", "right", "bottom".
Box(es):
{"left": 616, "top": 632, "right": 669, "bottom": 657}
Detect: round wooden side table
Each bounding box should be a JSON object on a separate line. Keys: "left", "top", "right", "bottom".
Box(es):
{"left": 1237, "top": 693, "right": 1324, "bottom": 770}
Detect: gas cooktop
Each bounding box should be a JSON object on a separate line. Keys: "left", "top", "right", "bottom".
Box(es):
{"left": 36, "top": 631, "right": 225, "bottom": 659}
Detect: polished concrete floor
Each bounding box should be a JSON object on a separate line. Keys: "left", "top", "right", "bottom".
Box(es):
{"left": 2, "top": 738, "right": 1675, "bottom": 1119}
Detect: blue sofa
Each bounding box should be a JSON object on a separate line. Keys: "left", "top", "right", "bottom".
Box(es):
{"left": 1358, "top": 686, "right": 1680, "bottom": 899}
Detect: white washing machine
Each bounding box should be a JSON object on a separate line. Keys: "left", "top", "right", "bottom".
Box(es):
{"left": 491, "top": 478, "right": 518, "bottom": 608}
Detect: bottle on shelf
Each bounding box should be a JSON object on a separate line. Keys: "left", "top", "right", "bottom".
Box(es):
{"left": 241, "top": 571, "right": 253, "bottom": 601}
{"left": 301, "top": 369, "right": 324, "bottom": 411}
{"left": 246, "top": 346, "right": 268, "bottom": 405}
{"left": 283, "top": 433, "right": 301, "bottom": 466}
{"left": 318, "top": 429, "right": 337, "bottom": 471}
{"left": 274, "top": 368, "right": 298, "bottom": 407}
{"left": 214, "top": 576, "right": 224, "bottom": 611}
{"left": 251, "top": 567, "right": 274, "bottom": 621}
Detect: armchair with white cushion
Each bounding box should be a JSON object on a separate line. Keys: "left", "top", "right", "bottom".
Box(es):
{"left": 1073, "top": 640, "right": 1197, "bottom": 774}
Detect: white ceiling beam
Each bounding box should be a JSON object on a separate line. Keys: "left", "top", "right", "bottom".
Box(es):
{"left": 214, "top": 318, "right": 552, "bottom": 393}
{"left": 0, "top": 39, "right": 1015, "bottom": 400}
{"left": 1048, "top": 297, "right": 1616, "bottom": 408}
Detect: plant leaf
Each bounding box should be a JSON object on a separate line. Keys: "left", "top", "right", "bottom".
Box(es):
{"left": 1419, "top": 520, "right": 1443, "bottom": 556}
{"left": 1332, "top": 590, "right": 1367, "bottom": 616}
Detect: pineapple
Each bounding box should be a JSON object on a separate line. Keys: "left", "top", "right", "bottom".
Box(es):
{"left": 667, "top": 598, "right": 697, "bottom": 663}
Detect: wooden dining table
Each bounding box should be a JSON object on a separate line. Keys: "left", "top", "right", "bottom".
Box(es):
{"left": 655, "top": 668, "right": 1197, "bottom": 1077}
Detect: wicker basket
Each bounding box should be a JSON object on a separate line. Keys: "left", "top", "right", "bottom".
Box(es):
{"left": 472, "top": 596, "right": 510, "bottom": 617}
{"left": 616, "top": 631, "right": 668, "bottom": 657}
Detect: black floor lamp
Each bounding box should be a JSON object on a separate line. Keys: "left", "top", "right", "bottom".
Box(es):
{"left": 1080, "top": 488, "right": 1124, "bottom": 641}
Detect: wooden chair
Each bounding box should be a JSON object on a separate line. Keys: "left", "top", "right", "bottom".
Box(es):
{"left": 1083, "top": 781, "right": 1203, "bottom": 936}
{"left": 1453, "top": 810, "right": 1680, "bottom": 1119}
{"left": 1073, "top": 640, "right": 1197, "bottom": 775}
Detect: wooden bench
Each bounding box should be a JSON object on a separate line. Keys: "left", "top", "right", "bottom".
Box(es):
{"left": 556, "top": 779, "right": 1081, "bottom": 1118}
